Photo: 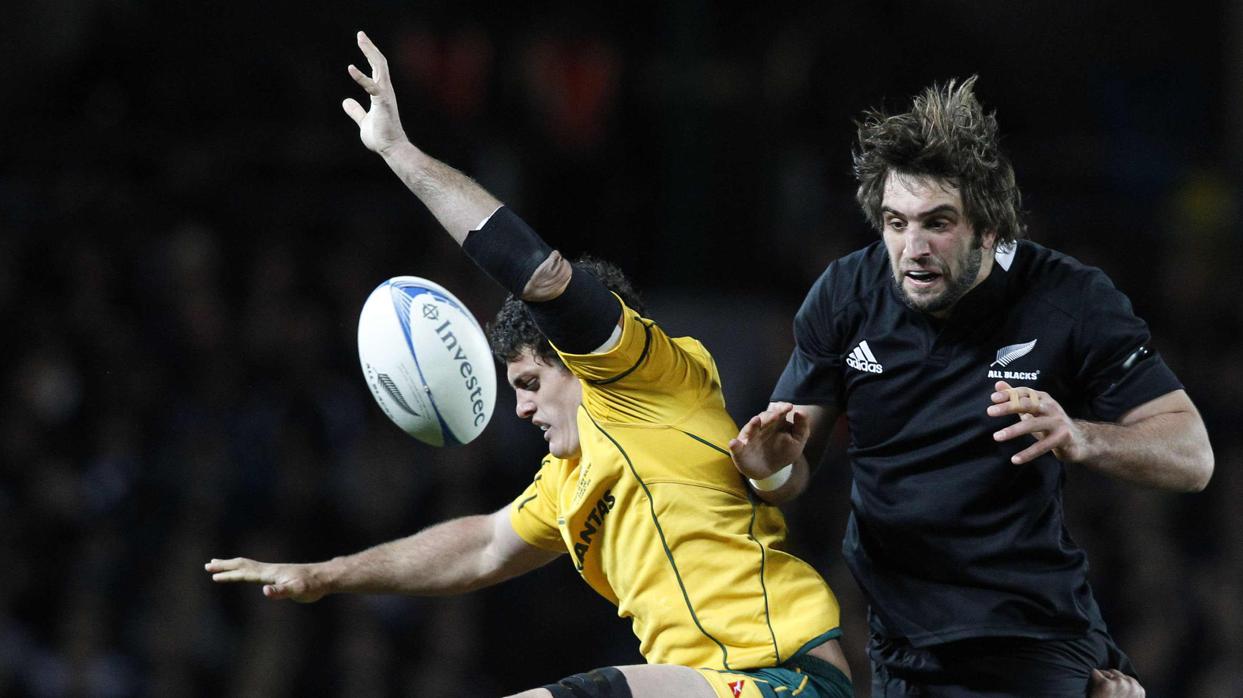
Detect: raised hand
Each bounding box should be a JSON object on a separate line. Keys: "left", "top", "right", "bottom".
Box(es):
{"left": 729, "top": 402, "right": 808, "bottom": 480}
{"left": 205, "top": 557, "right": 329, "bottom": 603}
{"left": 342, "top": 31, "right": 410, "bottom": 157}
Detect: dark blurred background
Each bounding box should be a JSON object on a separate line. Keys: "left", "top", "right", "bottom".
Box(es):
{"left": 2, "top": 1, "right": 1240, "bottom": 696}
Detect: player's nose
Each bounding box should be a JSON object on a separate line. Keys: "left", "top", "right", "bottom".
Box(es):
{"left": 515, "top": 398, "right": 536, "bottom": 419}
{"left": 904, "top": 229, "right": 932, "bottom": 257}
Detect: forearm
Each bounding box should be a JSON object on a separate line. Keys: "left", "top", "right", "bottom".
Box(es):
{"left": 349, "top": 45, "right": 617, "bottom": 350}
{"left": 1075, "top": 411, "right": 1213, "bottom": 491}
{"left": 381, "top": 140, "right": 618, "bottom": 349}
{"left": 381, "top": 142, "right": 502, "bottom": 244}
{"left": 321, "top": 514, "right": 498, "bottom": 597}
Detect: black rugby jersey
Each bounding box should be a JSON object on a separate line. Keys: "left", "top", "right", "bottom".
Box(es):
{"left": 773, "top": 239, "right": 1182, "bottom": 647}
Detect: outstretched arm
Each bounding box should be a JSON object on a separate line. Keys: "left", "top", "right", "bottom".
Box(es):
{"left": 342, "top": 31, "right": 620, "bottom": 351}
{"left": 341, "top": 31, "right": 565, "bottom": 300}
{"left": 205, "top": 508, "right": 561, "bottom": 601}
{"left": 989, "top": 383, "right": 1213, "bottom": 492}
{"left": 729, "top": 402, "right": 837, "bottom": 504}
{"left": 342, "top": 31, "right": 500, "bottom": 244}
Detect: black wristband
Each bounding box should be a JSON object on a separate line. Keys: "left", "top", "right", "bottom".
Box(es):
{"left": 462, "top": 206, "right": 554, "bottom": 297}
{"left": 527, "top": 264, "right": 622, "bottom": 354}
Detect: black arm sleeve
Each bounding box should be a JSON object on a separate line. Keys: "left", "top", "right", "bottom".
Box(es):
{"left": 460, "top": 206, "right": 621, "bottom": 354}
{"left": 527, "top": 264, "right": 622, "bottom": 354}
{"left": 462, "top": 206, "right": 553, "bottom": 297}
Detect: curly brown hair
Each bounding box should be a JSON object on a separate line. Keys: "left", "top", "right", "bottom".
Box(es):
{"left": 487, "top": 256, "right": 645, "bottom": 366}
{"left": 853, "top": 76, "right": 1026, "bottom": 245}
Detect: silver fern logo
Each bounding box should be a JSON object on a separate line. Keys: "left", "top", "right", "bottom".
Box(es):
{"left": 991, "top": 339, "right": 1037, "bottom": 367}
{"left": 378, "top": 373, "right": 420, "bottom": 416}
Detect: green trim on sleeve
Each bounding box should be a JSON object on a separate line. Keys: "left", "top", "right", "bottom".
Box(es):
{"left": 515, "top": 472, "right": 543, "bottom": 512}
{"left": 588, "top": 321, "right": 653, "bottom": 386}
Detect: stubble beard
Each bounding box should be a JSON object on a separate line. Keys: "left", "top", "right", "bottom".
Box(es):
{"left": 892, "top": 244, "right": 984, "bottom": 316}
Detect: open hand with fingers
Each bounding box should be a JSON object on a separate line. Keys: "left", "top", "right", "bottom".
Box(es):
{"left": 729, "top": 402, "right": 807, "bottom": 480}
{"left": 342, "top": 31, "right": 410, "bottom": 157}
{"left": 204, "top": 557, "right": 329, "bottom": 603}
{"left": 987, "top": 380, "right": 1090, "bottom": 465}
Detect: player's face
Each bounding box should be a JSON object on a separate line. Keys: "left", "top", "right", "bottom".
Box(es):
{"left": 507, "top": 349, "right": 584, "bottom": 459}
{"left": 881, "top": 173, "right": 996, "bottom": 317}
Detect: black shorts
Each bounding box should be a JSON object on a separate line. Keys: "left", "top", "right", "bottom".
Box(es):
{"left": 869, "top": 630, "right": 1136, "bottom": 697}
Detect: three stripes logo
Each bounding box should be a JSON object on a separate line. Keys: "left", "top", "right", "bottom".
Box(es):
{"left": 846, "top": 340, "right": 884, "bottom": 374}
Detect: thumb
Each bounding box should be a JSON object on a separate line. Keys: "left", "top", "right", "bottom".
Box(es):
{"left": 789, "top": 410, "right": 810, "bottom": 443}
{"left": 263, "top": 581, "right": 302, "bottom": 600}
{"left": 342, "top": 98, "right": 367, "bottom": 125}
{"left": 263, "top": 584, "right": 285, "bottom": 599}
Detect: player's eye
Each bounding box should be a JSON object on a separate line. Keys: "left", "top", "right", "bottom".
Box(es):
{"left": 886, "top": 217, "right": 905, "bottom": 231}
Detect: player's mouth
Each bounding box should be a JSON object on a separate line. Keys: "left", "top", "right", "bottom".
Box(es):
{"left": 903, "top": 270, "right": 943, "bottom": 288}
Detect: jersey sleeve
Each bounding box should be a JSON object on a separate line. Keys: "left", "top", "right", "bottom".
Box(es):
{"left": 553, "top": 296, "right": 715, "bottom": 423}
{"left": 1074, "top": 271, "right": 1183, "bottom": 421}
{"left": 508, "top": 456, "right": 566, "bottom": 553}
{"left": 771, "top": 266, "right": 846, "bottom": 407}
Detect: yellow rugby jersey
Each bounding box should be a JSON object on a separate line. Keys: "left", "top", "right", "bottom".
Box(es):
{"left": 509, "top": 300, "right": 841, "bottom": 670}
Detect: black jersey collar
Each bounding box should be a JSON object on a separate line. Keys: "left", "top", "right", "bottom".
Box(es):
{"left": 945, "top": 249, "right": 1012, "bottom": 324}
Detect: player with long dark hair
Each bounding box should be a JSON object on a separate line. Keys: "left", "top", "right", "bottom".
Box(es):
{"left": 731, "top": 77, "right": 1210, "bottom": 697}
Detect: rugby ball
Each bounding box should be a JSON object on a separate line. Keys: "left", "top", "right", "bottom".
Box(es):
{"left": 357, "top": 276, "right": 496, "bottom": 446}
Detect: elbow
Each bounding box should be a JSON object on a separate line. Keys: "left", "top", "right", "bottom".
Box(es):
{"left": 1183, "top": 448, "right": 1214, "bottom": 493}
{"left": 1175, "top": 413, "right": 1215, "bottom": 493}
{"left": 1171, "top": 435, "right": 1215, "bottom": 492}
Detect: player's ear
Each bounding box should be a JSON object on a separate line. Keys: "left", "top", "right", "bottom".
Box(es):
{"left": 978, "top": 228, "right": 998, "bottom": 251}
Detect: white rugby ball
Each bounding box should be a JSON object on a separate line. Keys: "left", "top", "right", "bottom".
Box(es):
{"left": 357, "top": 276, "right": 496, "bottom": 446}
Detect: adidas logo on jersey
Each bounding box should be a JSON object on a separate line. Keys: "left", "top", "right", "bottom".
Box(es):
{"left": 846, "top": 340, "right": 884, "bottom": 373}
